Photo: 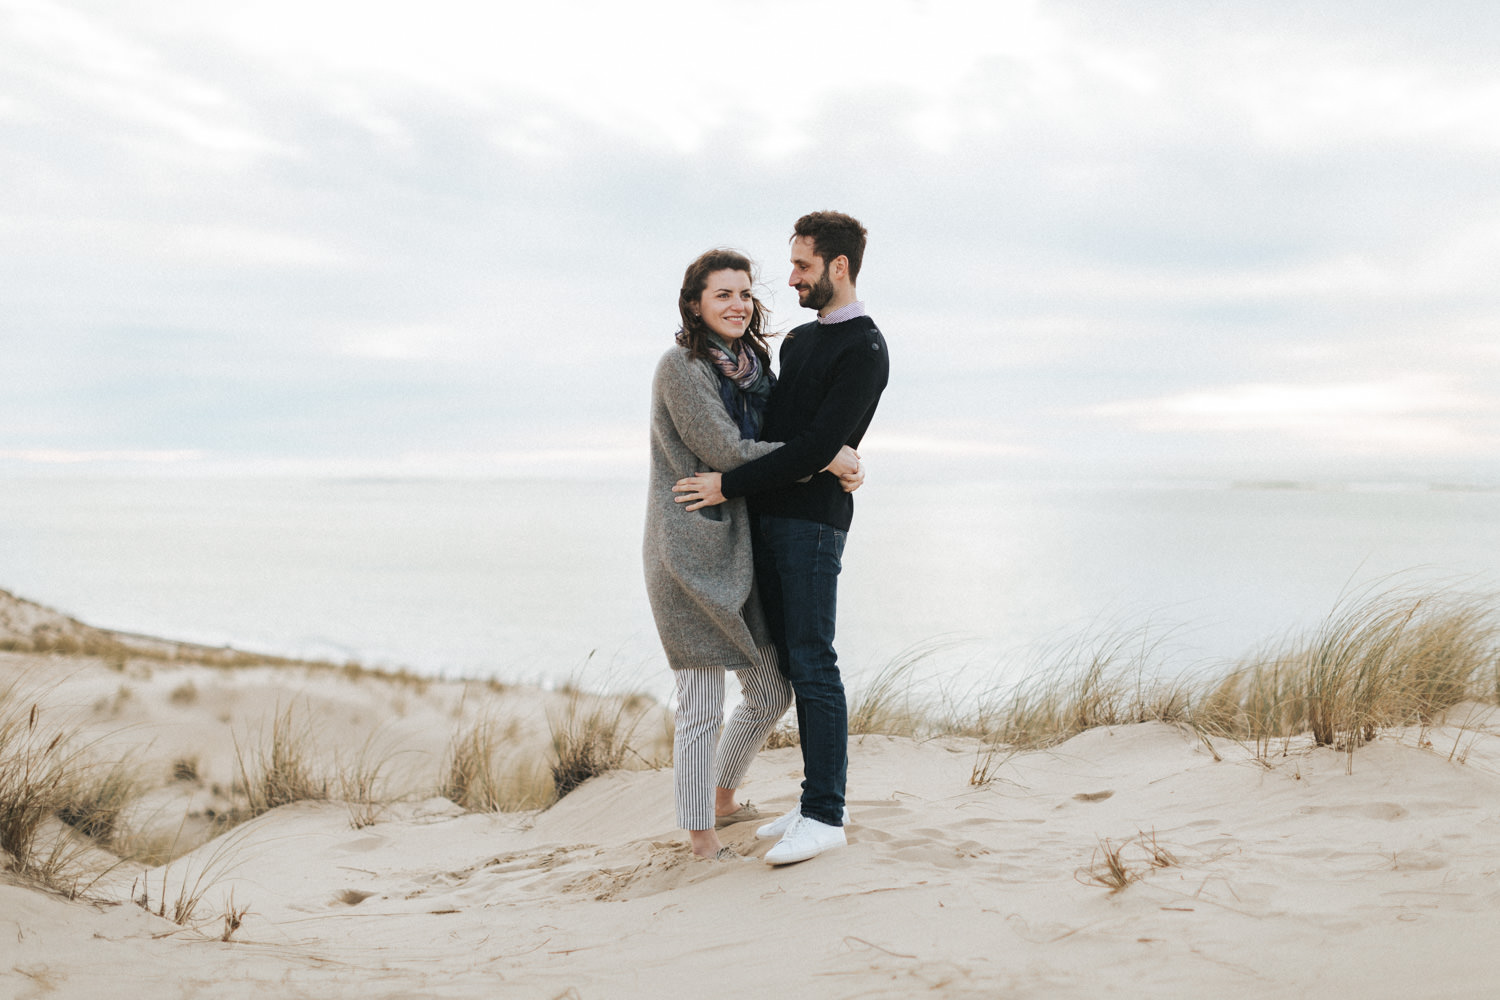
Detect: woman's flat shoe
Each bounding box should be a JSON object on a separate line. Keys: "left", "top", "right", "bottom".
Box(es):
{"left": 714, "top": 802, "right": 761, "bottom": 828}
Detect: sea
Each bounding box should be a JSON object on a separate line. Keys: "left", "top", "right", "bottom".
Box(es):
{"left": 1, "top": 475, "right": 1496, "bottom": 705}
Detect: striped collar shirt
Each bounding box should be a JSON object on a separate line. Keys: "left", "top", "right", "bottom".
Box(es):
{"left": 818, "top": 300, "right": 867, "bottom": 325}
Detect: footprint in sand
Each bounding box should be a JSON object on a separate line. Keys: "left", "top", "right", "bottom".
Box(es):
{"left": 956, "top": 816, "right": 1044, "bottom": 829}
{"left": 851, "top": 802, "right": 909, "bottom": 822}
{"left": 889, "top": 844, "right": 956, "bottom": 866}
{"left": 1298, "top": 802, "right": 1409, "bottom": 821}
{"left": 558, "top": 847, "right": 741, "bottom": 902}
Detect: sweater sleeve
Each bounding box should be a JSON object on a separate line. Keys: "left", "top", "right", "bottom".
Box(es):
{"left": 719, "top": 338, "right": 887, "bottom": 499}
{"left": 655, "top": 350, "right": 780, "bottom": 472}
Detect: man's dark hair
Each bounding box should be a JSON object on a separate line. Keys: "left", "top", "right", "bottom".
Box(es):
{"left": 792, "top": 211, "right": 868, "bottom": 284}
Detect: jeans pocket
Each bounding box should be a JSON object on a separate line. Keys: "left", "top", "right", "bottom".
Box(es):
{"left": 817, "top": 524, "right": 847, "bottom": 569}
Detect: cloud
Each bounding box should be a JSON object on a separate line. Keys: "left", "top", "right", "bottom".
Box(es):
{"left": 1093, "top": 378, "right": 1494, "bottom": 455}
{"left": 3, "top": 0, "right": 283, "bottom": 164}
{"left": 0, "top": 448, "right": 204, "bottom": 464}
{"left": 4, "top": 0, "right": 1500, "bottom": 478}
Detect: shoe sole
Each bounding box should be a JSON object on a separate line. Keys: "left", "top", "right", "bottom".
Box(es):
{"left": 765, "top": 840, "right": 846, "bottom": 866}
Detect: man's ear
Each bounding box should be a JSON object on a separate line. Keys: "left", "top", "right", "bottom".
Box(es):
{"left": 832, "top": 255, "right": 849, "bottom": 281}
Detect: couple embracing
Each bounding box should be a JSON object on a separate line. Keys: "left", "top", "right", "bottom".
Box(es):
{"left": 644, "top": 211, "right": 889, "bottom": 866}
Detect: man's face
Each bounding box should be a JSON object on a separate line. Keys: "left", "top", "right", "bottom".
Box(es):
{"left": 789, "top": 235, "right": 835, "bottom": 312}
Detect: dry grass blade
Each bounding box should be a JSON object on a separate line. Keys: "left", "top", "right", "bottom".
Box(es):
{"left": 338, "top": 735, "right": 397, "bottom": 830}
{"left": 969, "top": 743, "right": 1016, "bottom": 786}
{"left": 134, "top": 826, "right": 253, "bottom": 928}
{"left": 1079, "top": 837, "right": 1140, "bottom": 893}
{"left": 220, "top": 888, "right": 250, "bottom": 942}
{"left": 1138, "top": 828, "right": 1178, "bottom": 869}
{"left": 849, "top": 639, "right": 954, "bottom": 737}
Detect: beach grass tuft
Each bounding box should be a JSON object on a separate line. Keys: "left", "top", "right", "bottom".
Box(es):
{"left": 1193, "top": 588, "right": 1497, "bottom": 756}
{"left": 338, "top": 735, "right": 399, "bottom": 829}
{"left": 0, "top": 685, "right": 94, "bottom": 885}
{"left": 548, "top": 690, "right": 659, "bottom": 800}
{"left": 849, "top": 639, "right": 953, "bottom": 738}
{"left": 441, "top": 717, "right": 553, "bottom": 812}
{"left": 1080, "top": 836, "right": 1140, "bottom": 893}
{"left": 54, "top": 755, "right": 142, "bottom": 846}
{"left": 235, "top": 703, "right": 328, "bottom": 817}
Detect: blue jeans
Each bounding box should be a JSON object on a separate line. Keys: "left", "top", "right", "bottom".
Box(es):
{"left": 751, "top": 514, "right": 847, "bottom": 827}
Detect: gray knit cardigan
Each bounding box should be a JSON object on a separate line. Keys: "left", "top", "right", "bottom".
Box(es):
{"left": 643, "top": 346, "right": 781, "bottom": 671}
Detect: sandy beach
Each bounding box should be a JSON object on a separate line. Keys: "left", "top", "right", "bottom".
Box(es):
{"left": 5, "top": 587, "right": 1500, "bottom": 999}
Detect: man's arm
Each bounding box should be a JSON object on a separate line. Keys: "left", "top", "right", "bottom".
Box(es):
{"left": 719, "top": 341, "right": 888, "bottom": 499}
{"left": 673, "top": 445, "right": 862, "bottom": 511}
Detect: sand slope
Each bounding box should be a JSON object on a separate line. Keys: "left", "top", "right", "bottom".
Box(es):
{"left": 8, "top": 714, "right": 1500, "bottom": 999}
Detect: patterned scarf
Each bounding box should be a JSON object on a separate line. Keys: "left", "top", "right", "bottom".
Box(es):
{"left": 676, "top": 329, "right": 764, "bottom": 389}
{"left": 676, "top": 329, "right": 776, "bottom": 438}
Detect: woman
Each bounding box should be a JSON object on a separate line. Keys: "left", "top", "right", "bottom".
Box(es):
{"left": 644, "top": 248, "right": 861, "bottom": 860}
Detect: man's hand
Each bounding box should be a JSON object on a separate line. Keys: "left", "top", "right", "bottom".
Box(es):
{"left": 840, "top": 459, "right": 865, "bottom": 493}
{"left": 673, "top": 472, "right": 726, "bottom": 511}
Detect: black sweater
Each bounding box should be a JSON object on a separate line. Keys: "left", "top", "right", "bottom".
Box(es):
{"left": 720, "top": 314, "right": 889, "bottom": 531}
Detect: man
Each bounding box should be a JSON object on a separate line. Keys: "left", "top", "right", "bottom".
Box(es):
{"left": 673, "top": 210, "right": 889, "bottom": 864}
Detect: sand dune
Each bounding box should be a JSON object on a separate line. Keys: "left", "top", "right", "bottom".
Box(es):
{"left": 6, "top": 590, "right": 1500, "bottom": 998}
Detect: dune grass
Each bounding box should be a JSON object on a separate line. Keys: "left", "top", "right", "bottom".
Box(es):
{"left": 441, "top": 717, "right": 553, "bottom": 812}
{"left": 548, "top": 689, "right": 665, "bottom": 800}
{"left": 0, "top": 684, "right": 107, "bottom": 888}
{"left": 54, "top": 755, "right": 142, "bottom": 847}
{"left": 132, "top": 825, "right": 254, "bottom": 928}
{"left": 844, "top": 585, "right": 1500, "bottom": 766}
{"left": 0, "top": 683, "right": 152, "bottom": 894}
{"left": 1077, "top": 829, "right": 1181, "bottom": 893}
{"left": 234, "top": 703, "right": 329, "bottom": 817}
{"left": 848, "top": 639, "right": 953, "bottom": 738}
{"left": 1189, "top": 588, "right": 1497, "bottom": 759}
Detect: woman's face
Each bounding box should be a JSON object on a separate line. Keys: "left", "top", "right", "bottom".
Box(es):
{"left": 695, "top": 269, "right": 755, "bottom": 342}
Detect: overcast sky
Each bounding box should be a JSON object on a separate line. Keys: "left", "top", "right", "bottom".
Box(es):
{"left": 4, "top": 0, "right": 1499, "bottom": 483}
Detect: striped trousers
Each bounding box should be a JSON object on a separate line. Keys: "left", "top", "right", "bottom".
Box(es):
{"left": 673, "top": 657, "right": 793, "bottom": 831}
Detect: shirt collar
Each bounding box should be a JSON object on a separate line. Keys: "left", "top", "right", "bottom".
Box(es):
{"left": 818, "top": 300, "right": 867, "bottom": 325}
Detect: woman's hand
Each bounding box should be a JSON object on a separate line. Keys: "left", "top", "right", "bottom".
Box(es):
{"left": 824, "top": 445, "right": 860, "bottom": 477}
{"left": 674, "top": 472, "right": 726, "bottom": 511}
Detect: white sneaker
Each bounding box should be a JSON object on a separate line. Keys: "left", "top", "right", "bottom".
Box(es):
{"left": 755, "top": 804, "right": 852, "bottom": 839}
{"left": 765, "top": 815, "right": 846, "bottom": 865}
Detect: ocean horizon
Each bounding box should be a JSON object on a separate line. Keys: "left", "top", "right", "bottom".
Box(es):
{"left": 2, "top": 473, "right": 1495, "bottom": 703}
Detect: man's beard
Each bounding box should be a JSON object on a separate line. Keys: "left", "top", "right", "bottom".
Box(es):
{"left": 797, "top": 270, "right": 835, "bottom": 311}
